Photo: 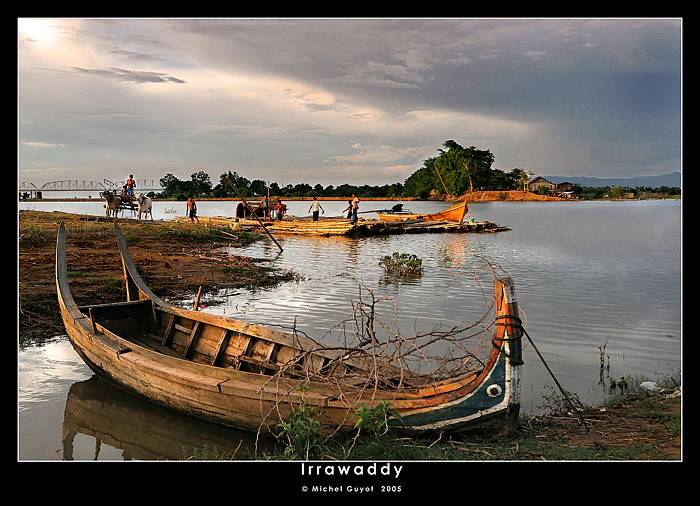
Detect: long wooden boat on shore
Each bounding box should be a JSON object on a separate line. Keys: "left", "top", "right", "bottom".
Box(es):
{"left": 56, "top": 222, "right": 523, "bottom": 434}
{"left": 175, "top": 212, "right": 507, "bottom": 237}
{"left": 377, "top": 198, "right": 468, "bottom": 223}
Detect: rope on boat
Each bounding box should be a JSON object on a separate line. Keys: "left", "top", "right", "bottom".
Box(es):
{"left": 495, "top": 315, "right": 590, "bottom": 431}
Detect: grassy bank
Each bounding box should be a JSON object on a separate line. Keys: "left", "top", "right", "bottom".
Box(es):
{"left": 19, "top": 210, "right": 297, "bottom": 346}
{"left": 181, "top": 374, "right": 681, "bottom": 461}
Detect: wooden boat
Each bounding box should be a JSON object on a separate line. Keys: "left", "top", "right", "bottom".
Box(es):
{"left": 56, "top": 222, "right": 523, "bottom": 433}
{"left": 377, "top": 198, "right": 468, "bottom": 223}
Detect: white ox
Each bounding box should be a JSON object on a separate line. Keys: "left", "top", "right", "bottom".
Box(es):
{"left": 101, "top": 191, "right": 122, "bottom": 218}
{"left": 136, "top": 193, "right": 153, "bottom": 220}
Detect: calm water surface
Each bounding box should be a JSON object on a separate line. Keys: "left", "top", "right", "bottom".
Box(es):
{"left": 18, "top": 199, "right": 681, "bottom": 460}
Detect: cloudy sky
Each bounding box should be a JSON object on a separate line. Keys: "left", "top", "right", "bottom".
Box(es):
{"left": 18, "top": 18, "right": 681, "bottom": 186}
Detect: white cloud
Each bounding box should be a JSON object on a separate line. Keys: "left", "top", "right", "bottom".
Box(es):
{"left": 523, "top": 50, "right": 548, "bottom": 61}
{"left": 21, "top": 142, "right": 65, "bottom": 149}
{"left": 478, "top": 52, "right": 500, "bottom": 61}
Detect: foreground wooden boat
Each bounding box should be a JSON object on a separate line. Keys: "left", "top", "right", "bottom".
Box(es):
{"left": 56, "top": 222, "right": 523, "bottom": 434}
{"left": 377, "top": 198, "right": 468, "bottom": 223}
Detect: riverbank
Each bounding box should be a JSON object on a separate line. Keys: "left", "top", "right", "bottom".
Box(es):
{"left": 19, "top": 210, "right": 297, "bottom": 345}
{"left": 182, "top": 381, "right": 681, "bottom": 461}
{"left": 464, "top": 190, "right": 571, "bottom": 202}
{"left": 324, "top": 393, "right": 681, "bottom": 461}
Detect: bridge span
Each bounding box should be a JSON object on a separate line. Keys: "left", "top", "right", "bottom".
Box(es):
{"left": 18, "top": 179, "right": 161, "bottom": 192}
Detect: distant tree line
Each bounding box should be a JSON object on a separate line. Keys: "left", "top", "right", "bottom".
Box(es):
{"left": 157, "top": 171, "right": 405, "bottom": 200}
{"left": 153, "top": 140, "right": 680, "bottom": 200}
{"left": 573, "top": 185, "right": 681, "bottom": 200}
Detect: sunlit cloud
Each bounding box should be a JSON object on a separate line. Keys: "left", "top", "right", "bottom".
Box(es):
{"left": 73, "top": 67, "right": 185, "bottom": 84}
{"left": 18, "top": 18, "right": 59, "bottom": 44}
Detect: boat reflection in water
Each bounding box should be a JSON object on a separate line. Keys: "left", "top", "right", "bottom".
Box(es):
{"left": 61, "top": 376, "right": 264, "bottom": 460}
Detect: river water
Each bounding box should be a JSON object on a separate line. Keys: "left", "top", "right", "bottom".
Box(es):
{"left": 18, "top": 198, "right": 681, "bottom": 460}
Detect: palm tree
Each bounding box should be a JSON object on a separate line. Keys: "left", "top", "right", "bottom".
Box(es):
{"left": 519, "top": 171, "right": 530, "bottom": 191}
{"left": 463, "top": 158, "right": 475, "bottom": 193}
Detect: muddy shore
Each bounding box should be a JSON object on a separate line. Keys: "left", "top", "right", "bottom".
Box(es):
{"left": 19, "top": 210, "right": 297, "bottom": 345}
{"left": 190, "top": 392, "right": 681, "bottom": 461}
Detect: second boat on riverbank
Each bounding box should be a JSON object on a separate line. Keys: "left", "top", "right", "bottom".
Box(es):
{"left": 377, "top": 198, "right": 469, "bottom": 223}
{"left": 176, "top": 212, "right": 507, "bottom": 237}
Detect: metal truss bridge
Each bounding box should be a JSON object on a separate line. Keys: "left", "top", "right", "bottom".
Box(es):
{"left": 18, "top": 179, "right": 161, "bottom": 192}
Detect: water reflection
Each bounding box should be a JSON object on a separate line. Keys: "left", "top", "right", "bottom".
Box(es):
{"left": 61, "top": 376, "right": 265, "bottom": 461}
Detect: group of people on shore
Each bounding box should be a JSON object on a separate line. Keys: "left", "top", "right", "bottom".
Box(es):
{"left": 100, "top": 174, "right": 367, "bottom": 225}
{"left": 234, "top": 197, "right": 287, "bottom": 221}
{"left": 184, "top": 194, "right": 362, "bottom": 224}
{"left": 119, "top": 174, "right": 363, "bottom": 224}
{"left": 307, "top": 194, "right": 360, "bottom": 222}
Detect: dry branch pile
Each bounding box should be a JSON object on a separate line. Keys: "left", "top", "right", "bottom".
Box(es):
{"left": 248, "top": 255, "right": 512, "bottom": 450}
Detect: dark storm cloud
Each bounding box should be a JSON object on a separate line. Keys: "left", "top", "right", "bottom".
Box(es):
{"left": 163, "top": 18, "right": 680, "bottom": 119}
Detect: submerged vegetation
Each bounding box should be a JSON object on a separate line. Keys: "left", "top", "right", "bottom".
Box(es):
{"left": 379, "top": 252, "right": 423, "bottom": 278}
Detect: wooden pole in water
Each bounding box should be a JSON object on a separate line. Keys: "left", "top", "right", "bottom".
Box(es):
{"left": 434, "top": 164, "right": 450, "bottom": 197}
{"left": 224, "top": 174, "right": 283, "bottom": 253}
{"left": 193, "top": 286, "right": 203, "bottom": 311}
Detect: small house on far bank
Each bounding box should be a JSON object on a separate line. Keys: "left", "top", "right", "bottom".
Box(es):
{"left": 556, "top": 182, "right": 574, "bottom": 192}
{"left": 526, "top": 176, "right": 556, "bottom": 192}
{"left": 549, "top": 181, "right": 578, "bottom": 198}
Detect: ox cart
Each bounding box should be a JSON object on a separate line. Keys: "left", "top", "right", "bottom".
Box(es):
{"left": 101, "top": 191, "right": 151, "bottom": 219}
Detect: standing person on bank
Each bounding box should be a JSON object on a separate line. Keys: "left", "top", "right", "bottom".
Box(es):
{"left": 308, "top": 197, "right": 324, "bottom": 221}
{"left": 275, "top": 200, "right": 286, "bottom": 221}
{"left": 262, "top": 195, "right": 270, "bottom": 220}
{"left": 343, "top": 199, "right": 353, "bottom": 219}
{"left": 351, "top": 194, "right": 360, "bottom": 223}
{"left": 187, "top": 196, "right": 199, "bottom": 223}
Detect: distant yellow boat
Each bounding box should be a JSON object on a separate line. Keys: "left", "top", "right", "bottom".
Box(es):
{"left": 377, "top": 199, "right": 468, "bottom": 223}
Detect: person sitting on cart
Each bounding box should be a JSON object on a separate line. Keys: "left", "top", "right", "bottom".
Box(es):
{"left": 126, "top": 175, "right": 136, "bottom": 197}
